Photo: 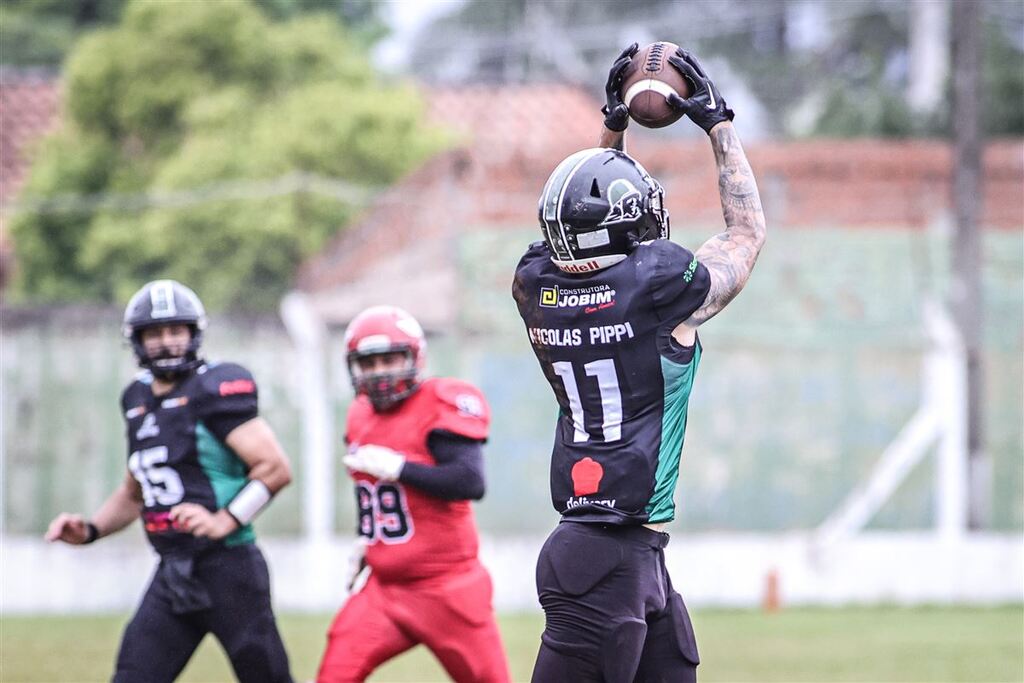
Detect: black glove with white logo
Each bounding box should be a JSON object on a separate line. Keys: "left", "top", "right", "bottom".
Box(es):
{"left": 667, "top": 49, "right": 735, "bottom": 135}
{"left": 601, "top": 42, "right": 639, "bottom": 132}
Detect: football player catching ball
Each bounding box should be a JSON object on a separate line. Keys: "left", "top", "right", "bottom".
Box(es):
{"left": 513, "top": 45, "right": 767, "bottom": 682}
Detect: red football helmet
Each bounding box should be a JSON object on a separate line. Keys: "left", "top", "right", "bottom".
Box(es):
{"left": 343, "top": 306, "right": 427, "bottom": 411}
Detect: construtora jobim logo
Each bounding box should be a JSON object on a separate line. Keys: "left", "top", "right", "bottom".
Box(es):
{"left": 539, "top": 284, "right": 616, "bottom": 310}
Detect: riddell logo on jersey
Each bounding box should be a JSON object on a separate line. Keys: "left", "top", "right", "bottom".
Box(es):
{"left": 561, "top": 260, "right": 603, "bottom": 274}
{"left": 219, "top": 379, "right": 255, "bottom": 396}
{"left": 539, "top": 284, "right": 616, "bottom": 310}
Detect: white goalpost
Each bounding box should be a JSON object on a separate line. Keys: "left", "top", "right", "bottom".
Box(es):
{"left": 813, "top": 298, "right": 969, "bottom": 553}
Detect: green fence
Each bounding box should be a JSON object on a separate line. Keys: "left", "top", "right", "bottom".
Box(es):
{"left": 3, "top": 227, "right": 1021, "bottom": 536}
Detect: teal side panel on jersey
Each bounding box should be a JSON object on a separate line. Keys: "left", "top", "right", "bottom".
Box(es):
{"left": 196, "top": 422, "right": 256, "bottom": 546}
{"left": 646, "top": 345, "right": 702, "bottom": 523}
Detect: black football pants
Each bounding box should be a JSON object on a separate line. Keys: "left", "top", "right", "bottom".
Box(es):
{"left": 531, "top": 521, "right": 700, "bottom": 683}
{"left": 113, "top": 543, "right": 292, "bottom": 683}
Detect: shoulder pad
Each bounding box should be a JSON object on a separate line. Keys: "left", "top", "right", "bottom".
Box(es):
{"left": 515, "top": 243, "right": 553, "bottom": 293}
{"left": 638, "top": 238, "right": 690, "bottom": 258}
{"left": 519, "top": 241, "right": 551, "bottom": 265}
{"left": 345, "top": 395, "right": 375, "bottom": 441}
{"left": 633, "top": 239, "right": 698, "bottom": 284}
{"left": 527, "top": 241, "right": 550, "bottom": 258}
{"left": 426, "top": 377, "right": 490, "bottom": 441}
{"left": 120, "top": 377, "right": 149, "bottom": 411}
{"left": 197, "top": 362, "right": 257, "bottom": 398}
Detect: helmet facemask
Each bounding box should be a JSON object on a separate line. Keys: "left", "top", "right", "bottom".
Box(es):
{"left": 130, "top": 324, "right": 204, "bottom": 380}
{"left": 645, "top": 177, "right": 671, "bottom": 242}
{"left": 348, "top": 347, "right": 420, "bottom": 411}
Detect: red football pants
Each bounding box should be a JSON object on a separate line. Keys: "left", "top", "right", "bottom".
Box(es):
{"left": 317, "top": 560, "right": 511, "bottom": 683}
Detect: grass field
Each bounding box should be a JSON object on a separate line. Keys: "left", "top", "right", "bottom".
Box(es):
{"left": 2, "top": 606, "right": 1021, "bottom": 682}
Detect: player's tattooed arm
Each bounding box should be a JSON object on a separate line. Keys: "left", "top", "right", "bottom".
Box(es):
{"left": 599, "top": 127, "right": 626, "bottom": 151}
{"left": 687, "top": 121, "right": 766, "bottom": 326}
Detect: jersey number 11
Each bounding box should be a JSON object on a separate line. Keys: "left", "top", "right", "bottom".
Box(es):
{"left": 552, "top": 359, "right": 623, "bottom": 443}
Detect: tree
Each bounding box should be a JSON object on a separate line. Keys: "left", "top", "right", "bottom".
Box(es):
{"left": 11, "top": 0, "right": 445, "bottom": 310}
{"left": 0, "top": 0, "right": 128, "bottom": 66}
{"left": 408, "top": 0, "right": 1023, "bottom": 138}
{"left": 0, "top": 0, "right": 386, "bottom": 66}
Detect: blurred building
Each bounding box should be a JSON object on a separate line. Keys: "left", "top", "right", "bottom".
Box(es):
{"left": 0, "top": 68, "right": 61, "bottom": 288}
{"left": 296, "top": 85, "right": 1024, "bottom": 332}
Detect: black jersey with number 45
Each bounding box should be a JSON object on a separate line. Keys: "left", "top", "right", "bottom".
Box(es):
{"left": 514, "top": 239, "right": 711, "bottom": 525}
{"left": 120, "top": 362, "right": 261, "bottom": 556}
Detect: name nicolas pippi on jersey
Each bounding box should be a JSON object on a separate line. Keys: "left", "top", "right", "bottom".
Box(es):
{"left": 530, "top": 283, "right": 636, "bottom": 347}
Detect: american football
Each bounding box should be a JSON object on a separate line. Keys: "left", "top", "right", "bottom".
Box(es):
{"left": 622, "top": 41, "right": 691, "bottom": 128}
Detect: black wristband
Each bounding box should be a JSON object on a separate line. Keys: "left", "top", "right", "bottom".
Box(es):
{"left": 83, "top": 522, "right": 99, "bottom": 544}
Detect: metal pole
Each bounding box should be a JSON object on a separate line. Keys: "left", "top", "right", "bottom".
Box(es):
{"left": 279, "top": 292, "right": 334, "bottom": 542}
{"left": 950, "top": 0, "right": 988, "bottom": 529}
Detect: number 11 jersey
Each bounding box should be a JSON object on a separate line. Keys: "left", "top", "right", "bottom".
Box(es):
{"left": 513, "top": 239, "right": 711, "bottom": 526}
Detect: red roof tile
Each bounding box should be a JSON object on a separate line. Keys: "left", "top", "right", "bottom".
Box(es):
{"left": 298, "top": 84, "right": 606, "bottom": 292}
{"left": 426, "top": 84, "right": 603, "bottom": 165}
{"left": 1, "top": 69, "right": 61, "bottom": 206}
{"left": 0, "top": 69, "right": 62, "bottom": 287}
{"left": 299, "top": 84, "right": 1024, "bottom": 296}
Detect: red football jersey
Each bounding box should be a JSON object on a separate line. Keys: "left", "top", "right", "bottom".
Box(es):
{"left": 345, "top": 377, "right": 490, "bottom": 583}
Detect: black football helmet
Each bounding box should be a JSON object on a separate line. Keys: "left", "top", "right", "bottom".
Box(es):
{"left": 122, "top": 280, "right": 207, "bottom": 379}
{"left": 538, "top": 148, "right": 670, "bottom": 273}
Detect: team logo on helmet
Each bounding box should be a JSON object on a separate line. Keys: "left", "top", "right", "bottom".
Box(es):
{"left": 598, "top": 179, "right": 643, "bottom": 226}
{"left": 149, "top": 282, "right": 179, "bottom": 318}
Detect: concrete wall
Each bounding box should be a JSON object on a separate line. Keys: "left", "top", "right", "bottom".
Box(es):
{"left": 3, "top": 532, "right": 1020, "bottom": 614}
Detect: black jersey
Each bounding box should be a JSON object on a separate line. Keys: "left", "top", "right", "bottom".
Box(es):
{"left": 120, "top": 361, "right": 260, "bottom": 555}
{"left": 513, "top": 239, "right": 711, "bottom": 525}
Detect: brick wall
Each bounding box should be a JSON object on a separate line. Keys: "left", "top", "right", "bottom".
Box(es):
{"left": 300, "top": 136, "right": 1023, "bottom": 292}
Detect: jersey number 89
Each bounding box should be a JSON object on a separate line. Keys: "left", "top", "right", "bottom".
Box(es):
{"left": 355, "top": 481, "right": 414, "bottom": 544}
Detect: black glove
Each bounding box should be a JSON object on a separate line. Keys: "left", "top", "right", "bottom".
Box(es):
{"left": 601, "top": 42, "right": 639, "bottom": 132}
{"left": 667, "top": 49, "right": 735, "bottom": 135}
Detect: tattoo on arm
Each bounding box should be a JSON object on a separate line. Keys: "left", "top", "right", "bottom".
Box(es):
{"left": 688, "top": 122, "right": 767, "bottom": 325}
{"left": 598, "top": 127, "right": 625, "bottom": 151}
